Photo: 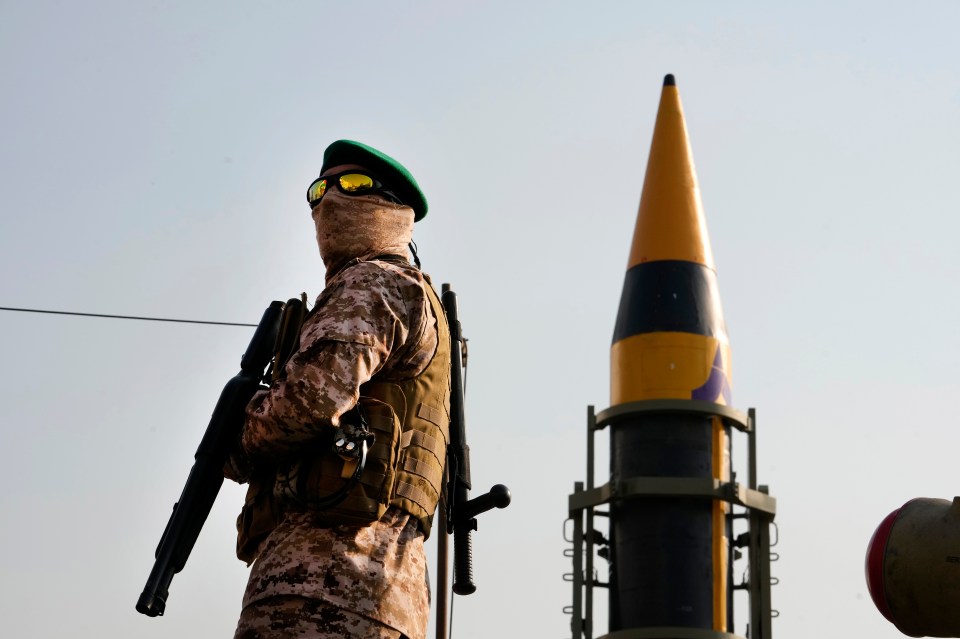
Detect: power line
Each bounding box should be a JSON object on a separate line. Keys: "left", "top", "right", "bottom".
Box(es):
{"left": 0, "top": 306, "right": 256, "bottom": 327}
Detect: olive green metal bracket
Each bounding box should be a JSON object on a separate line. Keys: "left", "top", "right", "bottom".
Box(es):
{"left": 569, "top": 477, "right": 776, "bottom": 515}
{"left": 594, "top": 399, "right": 749, "bottom": 432}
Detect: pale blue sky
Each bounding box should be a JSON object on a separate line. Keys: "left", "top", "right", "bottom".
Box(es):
{"left": 3, "top": 2, "right": 959, "bottom": 638}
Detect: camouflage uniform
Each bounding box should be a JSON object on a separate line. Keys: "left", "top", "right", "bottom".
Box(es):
{"left": 235, "top": 257, "right": 440, "bottom": 639}
{"left": 235, "top": 596, "right": 401, "bottom": 639}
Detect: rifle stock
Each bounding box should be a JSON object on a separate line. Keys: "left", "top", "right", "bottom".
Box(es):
{"left": 136, "top": 301, "right": 284, "bottom": 617}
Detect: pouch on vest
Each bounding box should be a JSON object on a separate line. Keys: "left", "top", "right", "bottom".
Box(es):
{"left": 235, "top": 472, "right": 282, "bottom": 565}
{"left": 274, "top": 396, "right": 402, "bottom": 527}
{"left": 266, "top": 294, "right": 308, "bottom": 385}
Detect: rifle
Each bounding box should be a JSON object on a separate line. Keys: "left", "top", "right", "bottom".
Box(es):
{"left": 136, "top": 301, "right": 284, "bottom": 617}
{"left": 439, "top": 284, "right": 511, "bottom": 602}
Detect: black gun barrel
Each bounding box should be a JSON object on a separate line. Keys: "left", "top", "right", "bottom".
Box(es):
{"left": 441, "top": 285, "right": 475, "bottom": 596}
{"left": 136, "top": 301, "right": 283, "bottom": 617}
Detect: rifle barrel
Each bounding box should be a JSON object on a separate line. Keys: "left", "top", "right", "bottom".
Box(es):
{"left": 136, "top": 301, "right": 283, "bottom": 617}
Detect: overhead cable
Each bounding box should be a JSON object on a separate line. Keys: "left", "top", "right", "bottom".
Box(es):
{"left": 0, "top": 306, "right": 257, "bottom": 327}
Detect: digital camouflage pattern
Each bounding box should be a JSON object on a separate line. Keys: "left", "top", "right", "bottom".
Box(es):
{"left": 235, "top": 257, "right": 440, "bottom": 639}
{"left": 238, "top": 509, "right": 428, "bottom": 639}
{"left": 242, "top": 259, "right": 437, "bottom": 461}
{"left": 235, "top": 595, "right": 401, "bottom": 639}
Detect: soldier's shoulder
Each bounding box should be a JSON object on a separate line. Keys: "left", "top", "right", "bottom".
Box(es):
{"left": 350, "top": 258, "right": 436, "bottom": 299}
{"left": 367, "top": 258, "right": 428, "bottom": 284}
{"left": 315, "top": 260, "right": 430, "bottom": 318}
{"left": 334, "top": 258, "right": 415, "bottom": 287}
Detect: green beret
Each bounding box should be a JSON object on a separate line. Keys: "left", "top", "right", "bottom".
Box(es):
{"left": 321, "top": 139, "right": 428, "bottom": 221}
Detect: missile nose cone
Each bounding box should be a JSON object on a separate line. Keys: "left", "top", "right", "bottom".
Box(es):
{"left": 628, "top": 77, "right": 712, "bottom": 268}
{"left": 611, "top": 77, "right": 731, "bottom": 406}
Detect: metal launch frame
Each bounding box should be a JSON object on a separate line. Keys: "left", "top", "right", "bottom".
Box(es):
{"left": 566, "top": 401, "right": 777, "bottom": 639}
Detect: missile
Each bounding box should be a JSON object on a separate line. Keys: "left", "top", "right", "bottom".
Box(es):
{"left": 866, "top": 497, "right": 960, "bottom": 637}
{"left": 567, "top": 75, "right": 777, "bottom": 639}
{"left": 609, "top": 70, "right": 733, "bottom": 633}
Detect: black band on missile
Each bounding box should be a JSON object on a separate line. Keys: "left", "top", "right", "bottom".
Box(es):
{"left": 613, "top": 260, "right": 726, "bottom": 342}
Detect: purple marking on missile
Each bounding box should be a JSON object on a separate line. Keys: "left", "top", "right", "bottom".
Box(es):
{"left": 692, "top": 347, "right": 732, "bottom": 404}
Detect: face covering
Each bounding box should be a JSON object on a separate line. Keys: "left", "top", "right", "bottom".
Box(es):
{"left": 312, "top": 189, "right": 415, "bottom": 281}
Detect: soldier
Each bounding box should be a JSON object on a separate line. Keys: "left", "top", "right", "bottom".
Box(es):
{"left": 226, "top": 140, "right": 450, "bottom": 639}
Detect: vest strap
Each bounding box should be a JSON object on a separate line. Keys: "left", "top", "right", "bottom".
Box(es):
{"left": 403, "top": 454, "right": 445, "bottom": 489}
{"left": 395, "top": 478, "right": 439, "bottom": 506}
{"left": 417, "top": 402, "right": 445, "bottom": 426}
{"left": 401, "top": 429, "right": 447, "bottom": 464}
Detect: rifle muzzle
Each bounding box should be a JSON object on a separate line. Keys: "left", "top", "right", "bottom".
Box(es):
{"left": 136, "top": 589, "right": 166, "bottom": 617}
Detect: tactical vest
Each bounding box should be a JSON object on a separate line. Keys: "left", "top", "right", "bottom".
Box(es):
{"left": 236, "top": 274, "right": 451, "bottom": 563}
{"left": 367, "top": 279, "right": 451, "bottom": 532}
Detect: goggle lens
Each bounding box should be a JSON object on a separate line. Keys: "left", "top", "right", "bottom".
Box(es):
{"left": 307, "top": 171, "right": 396, "bottom": 207}
{"left": 307, "top": 179, "right": 327, "bottom": 203}
{"left": 338, "top": 173, "right": 375, "bottom": 192}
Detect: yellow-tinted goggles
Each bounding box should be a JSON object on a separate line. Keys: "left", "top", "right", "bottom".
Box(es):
{"left": 306, "top": 171, "right": 402, "bottom": 208}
